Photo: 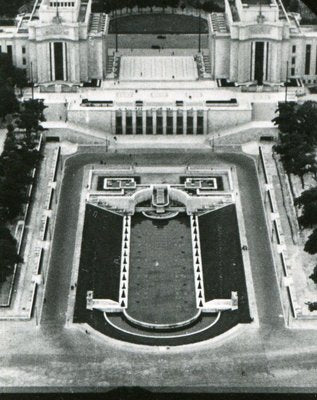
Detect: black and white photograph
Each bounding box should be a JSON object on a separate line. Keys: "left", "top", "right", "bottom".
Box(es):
{"left": 0, "top": 0, "right": 317, "bottom": 396}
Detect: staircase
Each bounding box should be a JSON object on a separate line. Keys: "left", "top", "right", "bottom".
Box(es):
{"left": 203, "top": 54, "right": 211, "bottom": 75}
{"left": 106, "top": 54, "right": 115, "bottom": 75}
{"left": 89, "top": 13, "right": 107, "bottom": 34}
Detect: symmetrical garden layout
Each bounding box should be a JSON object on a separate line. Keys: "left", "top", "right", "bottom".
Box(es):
{"left": 74, "top": 166, "right": 251, "bottom": 345}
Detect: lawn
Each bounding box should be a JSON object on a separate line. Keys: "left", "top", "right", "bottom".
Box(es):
{"left": 199, "top": 204, "right": 251, "bottom": 322}
{"left": 73, "top": 204, "right": 123, "bottom": 322}
{"left": 108, "top": 13, "right": 209, "bottom": 34}
{"left": 127, "top": 212, "right": 197, "bottom": 325}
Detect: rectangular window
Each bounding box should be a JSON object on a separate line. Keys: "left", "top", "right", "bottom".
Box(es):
{"left": 54, "top": 42, "right": 63, "bottom": 80}
{"left": 291, "top": 67, "right": 295, "bottom": 76}
{"left": 0, "top": 45, "right": 2, "bottom": 53}
{"left": 187, "top": 116, "right": 193, "bottom": 135}
{"left": 22, "top": 46, "right": 26, "bottom": 54}
{"left": 255, "top": 41, "right": 264, "bottom": 85}
{"left": 305, "top": 44, "right": 311, "bottom": 75}
{"left": 146, "top": 116, "right": 153, "bottom": 135}
{"left": 292, "top": 45, "right": 296, "bottom": 53}
{"left": 22, "top": 57, "right": 26, "bottom": 66}
{"left": 291, "top": 56, "right": 296, "bottom": 65}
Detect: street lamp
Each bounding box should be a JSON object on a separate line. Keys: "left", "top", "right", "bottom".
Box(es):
{"left": 115, "top": 9, "right": 118, "bottom": 53}
{"left": 198, "top": 8, "right": 201, "bottom": 53}
{"left": 285, "top": 60, "right": 289, "bottom": 103}
{"left": 30, "top": 61, "right": 34, "bottom": 100}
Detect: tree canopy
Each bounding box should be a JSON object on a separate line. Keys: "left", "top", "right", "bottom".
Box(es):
{"left": 93, "top": 0, "right": 222, "bottom": 13}
{"left": 273, "top": 101, "right": 317, "bottom": 187}
{"left": 273, "top": 101, "right": 317, "bottom": 258}
{"left": 304, "top": 228, "right": 317, "bottom": 255}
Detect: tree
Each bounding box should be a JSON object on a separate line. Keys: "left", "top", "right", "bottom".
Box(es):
{"left": 273, "top": 101, "right": 317, "bottom": 186}
{"left": 304, "top": 228, "right": 317, "bottom": 255}
{"left": 288, "top": 0, "right": 300, "bottom": 12}
{"left": 0, "top": 85, "right": 18, "bottom": 121}
{"left": 295, "top": 187, "right": 317, "bottom": 208}
{"left": 272, "top": 101, "right": 298, "bottom": 134}
{"left": 16, "top": 99, "right": 47, "bottom": 145}
{"left": 310, "top": 265, "right": 317, "bottom": 284}
{"left": 0, "top": 225, "right": 23, "bottom": 283}
{"left": 14, "top": 68, "right": 29, "bottom": 97}
{"left": 295, "top": 188, "right": 317, "bottom": 228}
{"left": 295, "top": 101, "right": 317, "bottom": 145}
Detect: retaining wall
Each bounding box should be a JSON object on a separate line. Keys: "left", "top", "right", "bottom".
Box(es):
{"left": 258, "top": 146, "right": 308, "bottom": 327}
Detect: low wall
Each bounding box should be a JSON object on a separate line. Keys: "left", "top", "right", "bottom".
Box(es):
{"left": 214, "top": 127, "right": 278, "bottom": 145}
{"left": 45, "top": 128, "right": 106, "bottom": 144}
{"left": 258, "top": 146, "right": 305, "bottom": 327}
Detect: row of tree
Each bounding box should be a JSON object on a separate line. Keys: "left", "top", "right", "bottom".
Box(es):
{"left": 93, "top": 0, "right": 223, "bottom": 14}
{"left": 0, "top": 98, "right": 46, "bottom": 283}
{"left": 273, "top": 101, "right": 317, "bottom": 283}
{"left": 273, "top": 101, "right": 317, "bottom": 188}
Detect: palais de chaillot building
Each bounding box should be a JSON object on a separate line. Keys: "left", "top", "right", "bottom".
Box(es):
{"left": 0, "top": 0, "right": 316, "bottom": 87}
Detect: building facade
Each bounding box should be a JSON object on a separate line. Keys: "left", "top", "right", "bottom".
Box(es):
{"left": 0, "top": 0, "right": 317, "bottom": 86}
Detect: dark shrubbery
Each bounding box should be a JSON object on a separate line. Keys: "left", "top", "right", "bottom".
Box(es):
{"left": 94, "top": 0, "right": 223, "bottom": 13}
{"left": 0, "top": 226, "right": 23, "bottom": 283}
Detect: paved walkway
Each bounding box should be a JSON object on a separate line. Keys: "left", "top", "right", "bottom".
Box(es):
{"left": 42, "top": 120, "right": 277, "bottom": 148}
{"left": 0, "top": 144, "right": 58, "bottom": 320}
{"left": 21, "top": 82, "right": 317, "bottom": 104}
{"left": 0, "top": 128, "right": 6, "bottom": 155}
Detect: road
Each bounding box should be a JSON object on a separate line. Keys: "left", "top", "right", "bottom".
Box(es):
{"left": 1, "top": 148, "right": 317, "bottom": 390}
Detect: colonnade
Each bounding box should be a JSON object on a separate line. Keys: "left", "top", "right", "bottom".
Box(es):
{"left": 115, "top": 108, "right": 208, "bottom": 135}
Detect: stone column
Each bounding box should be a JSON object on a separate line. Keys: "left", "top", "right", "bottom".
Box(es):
{"left": 173, "top": 110, "right": 177, "bottom": 135}
{"left": 50, "top": 42, "right": 55, "bottom": 81}
{"left": 63, "top": 42, "right": 67, "bottom": 81}
{"left": 142, "top": 110, "right": 147, "bottom": 135}
{"left": 122, "top": 109, "right": 127, "bottom": 135}
{"left": 182, "top": 109, "right": 187, "bottom": 135}
{"left": 132, "top": 110, "right": 137, "bottom": 135}
{"left": 152, "top": 109, "right": 157, "bottom": 135}
{"left": 162, "top": 109, "right": 167, "bottom": 135}
{"left": 193, "top": 109, "right": 198, "bottom": 135}
{"left": 111, "top": 111, "right": 116, "bottom": 135}
{"left": 203, "top": 109, "right": 208, "bottom": 135}
{"left": 250, "top": 42, "right": 256, "bottom": 81}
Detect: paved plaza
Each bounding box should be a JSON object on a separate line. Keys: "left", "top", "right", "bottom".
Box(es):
{"left": 1, "top": 0, "right": 317, "bottom": 389}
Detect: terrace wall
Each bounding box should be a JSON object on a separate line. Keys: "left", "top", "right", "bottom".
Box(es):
{"left": 257, "top": 146, "right": 308, "bottom": 328}
{"left": 106, "top": 33, "right": 209, "bottom": 50}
